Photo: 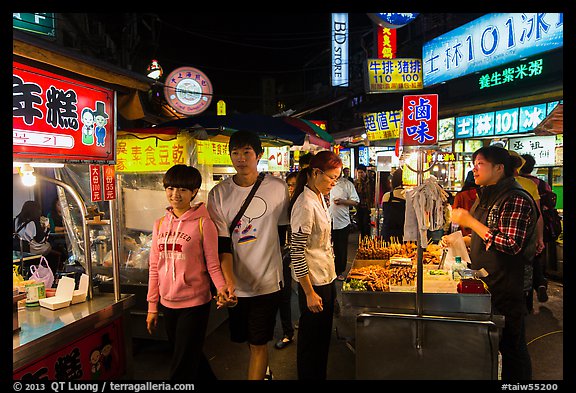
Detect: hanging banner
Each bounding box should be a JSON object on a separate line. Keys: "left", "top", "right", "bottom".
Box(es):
{"left": 402, "top": 94, "right": 438, "bottom": 146}
{"left": 103, "top": 165, "right": 116, "bottom": 201}
{"left": 89, "top": 165, "right": 103, "bottom": 202}
{"left": 331, "top": 13, "right": 349, "bottom": 87}
{"left": 377, "top": 26, "right": 397, "bottom": 59}
{"left": 13, "top": 61, "right": 115, "bottom": 163}
{"left": 116, "top": 134, "right": 190, "bottom": 172}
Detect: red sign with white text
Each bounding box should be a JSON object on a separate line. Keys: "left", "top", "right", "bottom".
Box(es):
{"left": 103, "top": 165, "right": 117, "bottom": 200}
{"left": 90, "top": 165, "right": 103, "bottom": 202}
{"left": 13, "top": 61, "right": 115, "bottom": 163}
{"left": 402, "top": 94, "right": 438, "bottom": 146}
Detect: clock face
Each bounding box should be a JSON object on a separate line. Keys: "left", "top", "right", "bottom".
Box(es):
{"left": 164, "top": 67, "right": 213, "bottom": 115}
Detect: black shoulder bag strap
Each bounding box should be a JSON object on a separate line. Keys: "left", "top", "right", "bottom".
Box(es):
{"left": 228, "top": 172, "right": 265, "bottom": 235}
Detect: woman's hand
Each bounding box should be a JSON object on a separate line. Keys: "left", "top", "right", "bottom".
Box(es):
{"left": 451, "top": 208, "right": 474, "bottom": 228}
{"left": 306, "top": 291, "right": 323, "bottom": 313}
{"left": 146, "top": 312, "right": 158, "bottom": 335}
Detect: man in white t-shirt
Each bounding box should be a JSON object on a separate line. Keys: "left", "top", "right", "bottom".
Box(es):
{"left": 207, "top": 130, "right": 290, "bottom": 380}
{"left": 329, "top": 177, "right": 359, "bottom": 280}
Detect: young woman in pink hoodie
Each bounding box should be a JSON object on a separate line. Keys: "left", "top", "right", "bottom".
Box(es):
{"left": 146, "top": 164, "right": 235, "bottom": 380}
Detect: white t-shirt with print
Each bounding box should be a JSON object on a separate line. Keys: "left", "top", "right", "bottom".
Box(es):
{"left": 207, "top": 174, "right": 290, "bottom": 297}
{"left": 290, "top": 186, "right": 336, "bottom": 286}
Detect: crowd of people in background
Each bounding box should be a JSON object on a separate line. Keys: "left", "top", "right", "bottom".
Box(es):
{"left": 14, "top": 138, "right": 557, "bottom": 381}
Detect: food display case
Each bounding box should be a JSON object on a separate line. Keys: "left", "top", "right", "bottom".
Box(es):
{"left": 337, "top": 238, "right": 504, "bottom": 380}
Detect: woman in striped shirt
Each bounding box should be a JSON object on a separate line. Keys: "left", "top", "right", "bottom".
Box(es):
{"left": 289, "top": 151, "right": 342, "bottom": 380}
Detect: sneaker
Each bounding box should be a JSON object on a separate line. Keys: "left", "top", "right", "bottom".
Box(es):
{"left": 264, "top": 366, "right": 273, "bottom": 380}
{"left": 337, "top": 275, "right": 346, "bottom": 281}
{"left": 537, "top": 285, "right": 549, "bottom": 302}
{"left": 274, "top": 336, "right": 293, "bottom": 349}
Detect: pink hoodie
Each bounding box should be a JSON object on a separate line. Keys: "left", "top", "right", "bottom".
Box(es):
{"left": 147, "top": 202, "right": 226, "bottom": 312}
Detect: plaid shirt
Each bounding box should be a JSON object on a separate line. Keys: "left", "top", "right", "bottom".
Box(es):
{"left": 484, "top": 194, "right": 534, "bottom": 255}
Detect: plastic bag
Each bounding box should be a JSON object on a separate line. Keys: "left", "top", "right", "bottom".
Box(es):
{"left": 29, "top": 256, "right": 55, "bottom": 289}
{"left": 443, "top": 230, "right": 471, "bottom": 271}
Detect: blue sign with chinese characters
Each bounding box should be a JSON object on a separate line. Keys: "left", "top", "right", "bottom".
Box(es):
{"left": 423, "top": 13, "right": 563, "bottom": 86}
{"left": 519, "top": 103, "right": 547, "bottom": 132}
{"left": 474, "top": 112, "right": 495, "bottom": 137}
{"left": 455, "top": 115, "right": 474, "bottom": 138}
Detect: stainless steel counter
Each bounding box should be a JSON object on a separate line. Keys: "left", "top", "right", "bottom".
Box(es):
{"left": 13, "top": 292, "right": 135, "bottom": 371}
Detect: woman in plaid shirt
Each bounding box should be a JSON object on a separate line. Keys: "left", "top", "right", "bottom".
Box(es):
{"left": 442, "top": 145, "right": 538, "bottom": 381}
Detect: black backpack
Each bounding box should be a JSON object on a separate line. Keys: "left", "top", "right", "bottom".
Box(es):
{"left": 540, "top": 189, "right": 562, "bottom": 242}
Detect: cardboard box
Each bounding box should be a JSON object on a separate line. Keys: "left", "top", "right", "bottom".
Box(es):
{"left": 39, "top": 277, "right": 75, "bottom": 310}
{"left": 71, "top": 274, "right": 89, "bottom": 304}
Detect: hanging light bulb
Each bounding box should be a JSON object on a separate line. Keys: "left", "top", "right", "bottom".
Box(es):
{"left": 20, "top": 164, "right": 36, "bottom": 187}
{"left": 146, "top": 59, "right": 163, "bottom": 80}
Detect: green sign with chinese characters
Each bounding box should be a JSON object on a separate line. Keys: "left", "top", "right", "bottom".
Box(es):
{"left": 13, "top": 13, "right": 56, "bottom": 37}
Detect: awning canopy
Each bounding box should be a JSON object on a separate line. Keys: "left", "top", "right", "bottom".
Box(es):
{"left": 157, "top": 113, "right": 333, "bottom": 148}
{"left": 534, "top": 103, "right": 563, "bottom": 136}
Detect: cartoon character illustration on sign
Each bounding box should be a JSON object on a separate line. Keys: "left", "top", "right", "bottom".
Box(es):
{"left": 100, "top": 333, "right": 113, "bottom": 371}
{"left": 233, "top": 196, "right": 267, "bottom": 245}
{"left": 81, "top": 108, "right": 95, "bottom": 146}
{"left": 89, "top": 348, "right": 102, "bottom": 379}
{"left": 93, "top": 101, "right": 108, "bottom": 147}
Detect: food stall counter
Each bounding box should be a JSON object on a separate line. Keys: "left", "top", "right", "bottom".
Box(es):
{"left": 14, "top": 291, "right": 135, "bottom": 380}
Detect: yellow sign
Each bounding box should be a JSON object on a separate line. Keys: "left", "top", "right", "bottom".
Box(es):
{"left": 363, "top": 110, "right": 402, "bottom": 141}
{"left": 116, "top": 134, "right": 190, "bottom": 172}
{"left": 365, "top": 58, "right": 423, "bottom": 92}
{"left": 217, "top": 100, "right": 226, "bottom": 115}
{"left": 196, "top": 140, "right": 232, "bottom": 165}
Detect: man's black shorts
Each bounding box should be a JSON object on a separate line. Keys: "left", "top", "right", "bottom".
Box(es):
{"left": 228, "top": 291, "right": 281, "bottom": 345}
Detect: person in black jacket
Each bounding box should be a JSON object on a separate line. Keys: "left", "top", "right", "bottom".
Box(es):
{"left": 442, "top": 146, "right": 538, "bottom": 380}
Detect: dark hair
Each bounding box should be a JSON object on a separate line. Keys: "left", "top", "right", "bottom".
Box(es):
{"left": 228, "top": 130, "right": 263, "bottom": 156}
{"left": 520, "top": 153, "right": 536, "bottom": 174}
{"left": 286, "top": 171, "right": 298, "bottom": 182}
{"left": 289, "top": 151, "right": 342, "bottom": 214}
{"left": 391, "top": 168, "right": 403, "bottom": 189}
{"left": 357, "top": 164, "right": 367, "bottom": 172}
{"left": 461, "top": 170, "right": 477, "bottom": 191}
{"left": 299, "top": 152, "right": 313, "bottom": 168}
{"left": 163, "top": 164, "right": 202, "bottom": 192}
{"left": 16, "top": 200, "right": 42, "bottom": 228}
{"left": 472, "top": 146, "right": 514, "bottom": 178}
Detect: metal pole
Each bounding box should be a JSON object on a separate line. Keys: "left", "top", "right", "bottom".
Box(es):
{"left": 35, "top": 174, "right": 94, "bottom": 300}
{"left": 108, "top": 198, "right": 121, "bottom": 301}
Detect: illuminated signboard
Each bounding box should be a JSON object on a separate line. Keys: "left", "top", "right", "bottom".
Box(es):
{"left": 423, "top": 13, "right": 563, "bottom": 86}
{"left": 519, "top": 103, "right": 547, "bottom": 132}
{"left": 438, "top": 118, "right": 455, "bottom": 141}
{"left": 365, "top": 58, "right": 422, "bottom": 92}
{"left": 266, "top": 147, "right": 290, "bottom": 172}
{"left": 13, "top": 61, "right": 115, "bottom": 163}
{"left": 368, "top": 13, "right": 419, "bottom": 29}
{"left": 331, "top": 13, "right": 349, "bottom": 87}
{"left": 473, "top": 112, "right": 495, "bottom": 137}
{"left": 116, "top": 134, "right": 190, "bottom": 172}
{"left": 494, "top": 108, "right": 520, "bottom": 135}
{"left": 510, "top": 135, "right": 556, "bottom": 166}
{"left": 13, "top": 13, "right": 55, "bottom": 37}
{"left": 358, "top": 146, "right": 369, "bottom": 166}
{"left": 377, "top": 27, "right": 397, "bottom": 59}
{"left": 164, "top": 67, "right": 213, "bottom": 116}
{"left": 454, "top": 100, "right": 559, "bottom": 138}
{"left": 402, "top": 94, "right": 438, "bottom": 146}
{"left": 363, "top": 110, "right": 402, "bottom": 141}
{"left": 196, "top": 140, "right": 232, "bottom": 166}
{"left": 455, "top": 115, "right": 474, "bottom": 139}
{"left": 479, "top": 58, "right": 543, "bottom": 90}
